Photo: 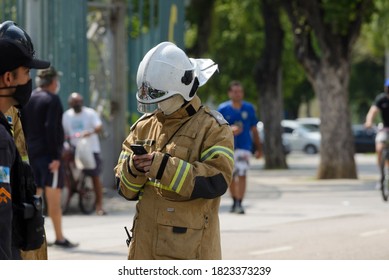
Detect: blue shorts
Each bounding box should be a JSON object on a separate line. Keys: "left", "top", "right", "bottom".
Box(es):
{"left": 83, "top": 153, "right": 102, "bottom": 177}
{"left": 30, "top": 155, "right": 64, "bottom": 189}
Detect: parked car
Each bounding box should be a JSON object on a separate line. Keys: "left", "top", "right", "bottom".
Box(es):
{"left": 352, "top": 124, "right": 376, "bottom": 153}
{"left": 256, "top": 122, "right": 291, "bottom": 155}
{"left": 282, "top": 120, "right": 321, "bottom": 154}
{"left": 296, "top": 117, "right": 320, "bottom": 132}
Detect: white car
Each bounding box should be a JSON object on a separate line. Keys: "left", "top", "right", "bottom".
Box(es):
{"left": 282, "top": 120, "right": 321, "bottom": 154}
{"left": 256, "top": 122, "right": 291, "bottom": 155}
{"left": 296, "top": 117, "right": 320, "bottom": 132}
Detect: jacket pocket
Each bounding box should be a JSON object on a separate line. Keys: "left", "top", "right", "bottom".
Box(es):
{"left": 166, "top": 144, "right": 190, "bottom": 161}
{"left": 155, "top": 207, "right": 204, "bottom": 259}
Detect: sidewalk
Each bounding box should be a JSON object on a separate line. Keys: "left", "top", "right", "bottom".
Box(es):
{"left": 44, "top": 153, "right": 378, "bottom": 259}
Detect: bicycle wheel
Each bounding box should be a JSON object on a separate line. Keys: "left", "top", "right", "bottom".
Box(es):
{"left": 380, "top": 149, "right": 389, "bottom": 201}
{"left": 61, "top": 184, "right": 73, "bottom": 214}
{"left": 78, "top": 175, "right": 96, "bottom": 214}
{"left": 61, "top": 167, "right": 75, "bottom": 214}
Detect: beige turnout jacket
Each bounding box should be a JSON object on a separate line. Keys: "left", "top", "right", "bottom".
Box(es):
{"left": 114, "top": 96, "right": 234, "bottom": 260}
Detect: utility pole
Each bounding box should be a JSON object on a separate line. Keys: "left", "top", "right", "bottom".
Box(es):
{"left": 107, "top": 0, "right": 128, "bottom": 184}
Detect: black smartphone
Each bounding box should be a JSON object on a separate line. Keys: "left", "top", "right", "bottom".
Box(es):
{"left": 130, "top": 144, "right": 148, "bottom": 155}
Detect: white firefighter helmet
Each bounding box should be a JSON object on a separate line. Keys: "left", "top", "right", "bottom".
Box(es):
{"left": 136, "top": 41, "right": 218, "bottom": 113}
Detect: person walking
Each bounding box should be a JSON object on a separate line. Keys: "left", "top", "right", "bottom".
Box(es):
{"left": 62, "top": 92, "right": 106, "bottom": 215}
{"left": 22, "top": 66, "right": 78, "bottom": 248}
{"left": 114, "top": 42, "right": 234, "bottom": 259}
{"left": 218, "top": 80, "right": 262, "bottom": 214}
{"left": 0, "top": 20, "right": 50, "bottom": 259}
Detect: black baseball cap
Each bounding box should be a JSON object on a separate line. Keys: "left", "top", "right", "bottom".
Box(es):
{"left": 0, "top": 21, "right": 50, "bottom": 75}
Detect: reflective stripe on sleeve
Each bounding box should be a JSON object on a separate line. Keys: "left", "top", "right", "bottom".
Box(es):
{"left": 120, "top": 168, "right": 143, "bottom": 192}
{"left": 200, "top": 145, "right": 234, "bottom": 163}
{"left": 118, "top": 150, "right": 130, "bottom": 163}
{"left": 146, "top": 159, "right": 191, "bottom": 194}
{"left": 170, "top": 160, "right": 190, "bottom": 193}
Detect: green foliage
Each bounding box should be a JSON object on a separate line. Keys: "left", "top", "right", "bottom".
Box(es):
{"left": 194, "top": 0, "right": 264, "bottom": 108}
{"left": 355, "top": 0, "right": 389, "bottom": 59}
{"left": 184, "top": 0, "right": 382, "bottom": 119}
{"left": 350, "top": 60, "right": 384, "bottom": 123}
{"left": 321, "top": 0, "right": 374, "bottom": 35}
{"left": 350, "top": 0, "right": 388, "bottom": 123}
{"left": 197, "top": 0, "right": 313, "bottom": 115}
{"left": 127, "top": 0, "right": 159, "bottom": 38}
{"left": 280, "top": 9, "right": 314, "bottom": 118}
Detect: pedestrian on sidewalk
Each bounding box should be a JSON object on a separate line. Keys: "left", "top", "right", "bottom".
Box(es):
{"left": 22, "top": 67, "right": 78, "bottom": 248}
{"left": 218, "top": 81, "right": 262, "bottom": 214}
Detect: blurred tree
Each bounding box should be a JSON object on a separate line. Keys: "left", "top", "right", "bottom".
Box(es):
{"left": 185, "top": 0, "right": 216, "bottom": 57}
{"left": 184, "top": 0, "right": 314, "bottom": 169}
{"left": 187, "top": 0, "right": 264, "bottom": 107}
{"left": 254, "top": 0, "right": 287, "bottom": 169}
{"left": 281, "top": 0, "right": 375, "bottom": 179}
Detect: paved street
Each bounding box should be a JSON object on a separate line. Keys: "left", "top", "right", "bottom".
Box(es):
{"left": 44, "top": 153, "right": 389, "bottom": 260}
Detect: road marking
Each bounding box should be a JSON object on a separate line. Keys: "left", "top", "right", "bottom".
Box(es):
{"left": 250, "top": 246, "right": 293, "bottom": 256}
{"left": 360, "top": 229, "right": 387, "bottom": 237}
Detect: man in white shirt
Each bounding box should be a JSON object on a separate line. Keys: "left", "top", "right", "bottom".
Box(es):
{"left": 62, "top": 92, "right": 106, "bottom": 215}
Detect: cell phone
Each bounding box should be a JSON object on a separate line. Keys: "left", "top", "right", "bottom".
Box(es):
{"left": 130, "top": 144, "right": 148, "bottom": 155}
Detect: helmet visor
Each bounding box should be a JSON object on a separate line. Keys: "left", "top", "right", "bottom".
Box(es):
{"left": 137, "top": 102, "right": 158, "bottom": 114}
{"left": 137, "top": 82, "right": 168, "bottom": 101}
{"left": 136, "top": 82, "right": 167, "bottom": 113}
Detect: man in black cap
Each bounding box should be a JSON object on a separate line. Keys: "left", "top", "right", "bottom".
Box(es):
{"left": 0, "top": 20, "right": 50, "bottom": 259}
{"left": 23, "top": 66, "right": 78, "bottom": 248}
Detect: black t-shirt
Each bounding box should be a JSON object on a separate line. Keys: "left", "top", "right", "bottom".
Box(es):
{"left": 374, "top": 93, "right": 389, "bottom": 127}
{"left": 21, "top": 89, "right": 64, "bottom": 160}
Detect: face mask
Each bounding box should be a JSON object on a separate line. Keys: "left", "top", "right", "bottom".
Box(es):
{"left": 72, "top": 104, "right": 82, "bottom": 113}
{"left": 0, "top": 79, "right": 32, "bottom": 109}
{"left": 158, "top": 95, "right": 185, "bottom": 115}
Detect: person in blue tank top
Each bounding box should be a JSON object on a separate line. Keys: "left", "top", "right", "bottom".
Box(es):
{"left": 218, "top": 80, "right": 262, "bottom": 214}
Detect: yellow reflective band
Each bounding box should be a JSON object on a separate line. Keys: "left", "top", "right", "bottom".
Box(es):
{"left": 171, "top": 160, "right": 190, "bottom": 193}
{"left": 145, "top": 161, "right": 191, "bottom": 194}
{"left": 146, "top": 180, "right": 169, "bottom": 191}
{"left": 21, "top": 155, "right": 30, "bottom": 163}
{"left": 201, "top": 146, "right": 234, "bottom": 163}
{"left": 118, "top": 150, "right": 130, "bottom": 161}
{"left": 120, "top": 169, "right": 143, "bottom": 192}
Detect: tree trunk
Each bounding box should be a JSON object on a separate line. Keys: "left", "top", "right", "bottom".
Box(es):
{"left": 185, "top": 0, "right": 215, "bottom": 57}
{"left": 260, "top": 72, "right": 287, "bottom": 169}
{"left": 280, "top": 0, "right": 371, "bottom": 179}
{"left": 313, "top": 61, "right": 357, "bottom": 179}
{"left": 254, "top": 0, "right": 287, "bottom": 169}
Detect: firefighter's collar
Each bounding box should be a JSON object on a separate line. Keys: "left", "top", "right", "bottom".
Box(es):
{"left": 157, "top": 96, "right": 201, "bottom": 120}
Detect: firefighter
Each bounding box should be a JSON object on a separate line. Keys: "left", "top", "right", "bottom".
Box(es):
{"left": 114, "top": 42, "right": 234, "bottom": 259}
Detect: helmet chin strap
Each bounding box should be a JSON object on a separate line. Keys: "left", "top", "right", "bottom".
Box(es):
{"left": 158, "top": 95, "right": 185, "bottom": 115}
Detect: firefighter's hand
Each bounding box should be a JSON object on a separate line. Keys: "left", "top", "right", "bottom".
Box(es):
{"left": 132, "top": 153, "right": 154, "bottom": 173}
